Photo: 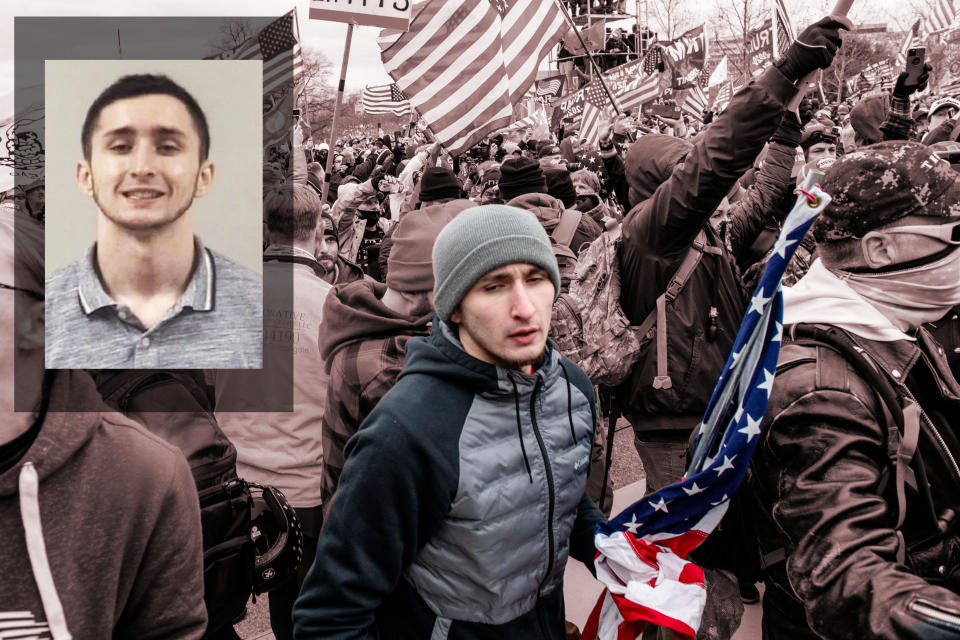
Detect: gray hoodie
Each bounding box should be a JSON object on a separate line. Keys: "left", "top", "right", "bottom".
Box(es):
{"left": 0, "top": 371, "right": 206, "bottom": 640}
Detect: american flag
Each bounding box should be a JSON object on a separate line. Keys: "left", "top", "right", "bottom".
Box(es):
{"left": 680, "top": 84, "right": 709, "bottom": 121}
{"left": 361, "top": 83, "right": 412, "bottom": 116}
{"left": 617, "top": 73, "right": 661, "bottom": 112}
{"left": 207, "top": 10, "right": 303, "bottom": 95}
{"left": 771, "top": 0, "right": 795, "bottom": 59}
{"left": 379, "top": 0, "right": 566, "bottom": 155}
{"left": 582, "top": 174, "right": 833, "bottom": 640}
{"left": 862, "top": 61, "right": 896, "bottom": 89}
{"left": 922, "top": 0, "right": 959, "bottom": 38}
{"left": 711, "top": 81, "right": 734, "bottom": 113}
{"left": 896, "top": 19, "right": 923, "bottom": 68}
{"left": 536, "top": 75, "right": 566, "bottom": 100}
{"left": 580, "top": 81, "right": 616, "bottom": 148}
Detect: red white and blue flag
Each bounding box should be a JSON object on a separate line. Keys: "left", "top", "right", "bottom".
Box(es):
{"left": 582, "top": 175, "right": 833, "bottom": 640}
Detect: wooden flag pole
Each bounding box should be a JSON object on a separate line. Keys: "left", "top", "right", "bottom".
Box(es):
{"left": 552, "top": 0, "right": 620, "bottom": 115}
{"left": 321, "top": 22, "right": 354, "bottom": 207}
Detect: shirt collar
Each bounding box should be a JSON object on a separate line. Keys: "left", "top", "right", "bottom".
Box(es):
{"left": 77, "top": 237, "right": 214, "bottom": 315}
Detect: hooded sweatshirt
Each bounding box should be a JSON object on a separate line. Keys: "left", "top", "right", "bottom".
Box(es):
{"left": 318, "top": 279, "right": 433, "bottom": 515}
{"left": 295, "top": 321, "right": 601, "bottom": 639}
{"left": 0, "top": 371, "right": 206, "bottom": 640}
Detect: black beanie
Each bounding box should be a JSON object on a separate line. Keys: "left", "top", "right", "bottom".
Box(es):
{"left": 419, "top": 167, "right": 462, "bottom": 202}
{"left": 544, "top": 168, "right": 577, "bottom": 208}
{"left": 498, "top": 156, "right": 547, "bottom": 201}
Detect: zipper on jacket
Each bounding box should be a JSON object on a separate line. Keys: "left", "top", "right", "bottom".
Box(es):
{"left": 909, "top": 598, "right": 960, "bottom": 629}
{"left": 902, "top": 386, "right": 960, "bottom": 482}
{"left": 529, "top": 376, "right": 557, "bottom": 597}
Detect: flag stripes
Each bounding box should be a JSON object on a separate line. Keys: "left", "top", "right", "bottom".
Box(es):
{"left": 923, "top": 0, "right": 958, "bottom": 36}
{"left": 896, "top": 20, "right": 923, "bottom": 68}
{"left": 617, "top": 73, "right": 660, "bottom": 112}
{"left": 207, "top": 10, "right": 304, "bottom": 95}
{"left": 582, "top": 175, "right": 834, "bottom": 640}
{"left": 380, "top": 0, "right": 566, "bottom": 155}
{"left": 361, "top": 83, "right": 413, "bottom": 116}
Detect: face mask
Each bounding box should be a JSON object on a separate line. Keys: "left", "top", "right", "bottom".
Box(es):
{"left": 838, "top": 244, "right": 960, "bottom": 331}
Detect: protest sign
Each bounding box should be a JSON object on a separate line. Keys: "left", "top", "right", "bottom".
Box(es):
{"left": 308, "top": 0, "right": 412, "bottom": 30}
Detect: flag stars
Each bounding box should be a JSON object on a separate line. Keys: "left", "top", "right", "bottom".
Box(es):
{"left": 682, "top": 482, "right": 704, "bottom": 496}
{"left": 715, "top": 455, "right": 736, "bottom": 476}
{"left": 711, "top": 494, "right": 728, "bottom": 507}
{"left": 772, "top": 234, "right": 798, "bottom": 259}
{"left": 773, "top": 322, "right": 783, "bottom": 343}
{"left": 749, "top": 288, "right": 773, "bottom": 316}
{"left": 738, "top": 414, "right": 762, "bottom": 442}
{"left": 624, "top": 514, "right": 641, "bottom": 534}
{"left": 757, "top": 368, "right": 776, "bottom": 395}
{"left": 649, "top": 497, "right": 669, "bottom": 513}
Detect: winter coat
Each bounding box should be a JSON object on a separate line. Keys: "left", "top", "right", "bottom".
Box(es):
{"left": 295, "top": 321, "right": 602, "bottom": 639}
{"left": 317, "top": 279, "right": 433, "bottom": 517}
{"left": 0, "top": 371, "right": 206, "bottom": 640}
{"left": 748, "top": 324, "right": 960, "bottom": 640}
{"left": 605, "top": 66, "right": 798, "bottom": 431}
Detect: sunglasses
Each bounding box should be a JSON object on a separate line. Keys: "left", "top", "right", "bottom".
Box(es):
{"left": 869, "top": 218, "right": 960, "bottom": 245}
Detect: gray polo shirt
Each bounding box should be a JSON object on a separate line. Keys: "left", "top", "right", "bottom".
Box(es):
{"left": 45, "top": 239, "right": 262, "bottom": 369}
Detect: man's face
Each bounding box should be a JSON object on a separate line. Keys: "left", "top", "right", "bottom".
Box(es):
{"left": 316, "top": 217, "right": 339, "bottom": 272}
{"left": 451, "top": 262, "right": 555, "bottom": 371}
{"left": 77, "top": 93, "right": 213, "bottom": 233}
{"left": 930, "top": 107, "right": 957, "bottom": 131}
{"left": 807, "top": 142, "right": 837, "bottom": 164}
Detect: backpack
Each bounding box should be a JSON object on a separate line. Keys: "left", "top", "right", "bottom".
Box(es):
{"left": 690, "top": 323, "right": 925, "bottom": 584}
{"left": 551, "top": 226, "right": 717, "bottom": 388}
{"left": 93, "top": 370, "right": 254, "bottom": 635}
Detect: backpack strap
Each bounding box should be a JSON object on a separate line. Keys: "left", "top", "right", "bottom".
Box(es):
{"left": 788, "top": 324, "right": 921, "bottom": 565}
{"left": 642, "top": 229, "right": 710, "bottom": 390}
{"left": 552, "top": 208, "right": 583, "bottom": 249}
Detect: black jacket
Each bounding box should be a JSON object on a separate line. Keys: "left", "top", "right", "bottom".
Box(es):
{"left": 606, "top": 66, "right": 798, "bottom": 429}
{"left": 749, "top": 325, "right": 960, "bottom": 640}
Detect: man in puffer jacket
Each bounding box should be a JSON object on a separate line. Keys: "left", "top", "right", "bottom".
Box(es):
{"left": 294, "top": 205, "right": 602, "bottom": 639}
{"left": 600, "top": 16, "right": 850, "bottom": 492}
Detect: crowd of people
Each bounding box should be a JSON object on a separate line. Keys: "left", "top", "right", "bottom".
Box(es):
{"left": 2, "top": 11, "right": 960, "bottom": 640}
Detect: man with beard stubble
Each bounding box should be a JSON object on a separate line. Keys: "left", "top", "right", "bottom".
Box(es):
{"left": 45, "top": 73, "right": 261, "bottom": 368}
{"left": 295, "top": 205, "right": 602, "bottom": 638}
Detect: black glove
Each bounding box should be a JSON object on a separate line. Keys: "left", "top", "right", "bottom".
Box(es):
{"left": 770, "top": 110, "right": 803, "bottom": 147}
{"left": 776, "top": 16, "right": 851, "bottom": 83}
{"left": 893, "top": 63, "right": 932, "bottom": 99}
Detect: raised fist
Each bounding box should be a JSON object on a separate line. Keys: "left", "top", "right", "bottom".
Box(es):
{"left": 776, "top": 16, "right": 853, "bottom": 83}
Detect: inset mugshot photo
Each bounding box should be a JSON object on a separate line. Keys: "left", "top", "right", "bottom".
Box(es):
{"left": 44, "top": 59, "right": 263, "bottom": 369}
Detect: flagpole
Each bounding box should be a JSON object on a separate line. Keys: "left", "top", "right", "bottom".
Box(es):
{"left": 552, "top": 0, "right": 620, "bottom": 115}
{"left": 321, "top": 22, "right": 354, "bottom": 207}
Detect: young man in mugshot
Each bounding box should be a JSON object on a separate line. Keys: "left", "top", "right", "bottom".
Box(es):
{"left": 45, "top": 73, "right": 261, "bottom": 368}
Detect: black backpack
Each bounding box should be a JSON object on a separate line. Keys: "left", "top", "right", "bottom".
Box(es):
{"left": 92, "top": 370, "right": 254, "bottom": 636}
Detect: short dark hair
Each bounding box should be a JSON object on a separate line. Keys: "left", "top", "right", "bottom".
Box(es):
{"left": 81, "top": 73, "right": 210, "bottom": 161}
{"left": 265, "top": 184, "right": 321, "bottom": 242}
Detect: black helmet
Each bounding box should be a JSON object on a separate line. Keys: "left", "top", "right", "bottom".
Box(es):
{"left": 248, "top": 483, "right": 303, "bottom": 594}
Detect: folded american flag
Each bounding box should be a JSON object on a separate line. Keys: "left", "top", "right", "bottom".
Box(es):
{"left": 583, "top": 173, "right": 833, "bottom": 640}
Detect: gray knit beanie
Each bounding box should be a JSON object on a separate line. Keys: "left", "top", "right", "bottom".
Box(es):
{"left": 432, "top": 205, "right": 561, "bottom": 321}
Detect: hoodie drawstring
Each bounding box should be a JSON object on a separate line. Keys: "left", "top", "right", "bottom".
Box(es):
{"left": 558, "top": 361, "right": 577, "bottom": 443}
{"left": 509, "top": 378, "right": 534, "bottom": 483}
{"left": 19, "top": 462, "right": 73, "bottom": 640}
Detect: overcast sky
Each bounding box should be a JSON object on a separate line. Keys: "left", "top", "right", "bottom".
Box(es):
{"left": 1, "top": 0, "right": 923, "bottom": 99}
